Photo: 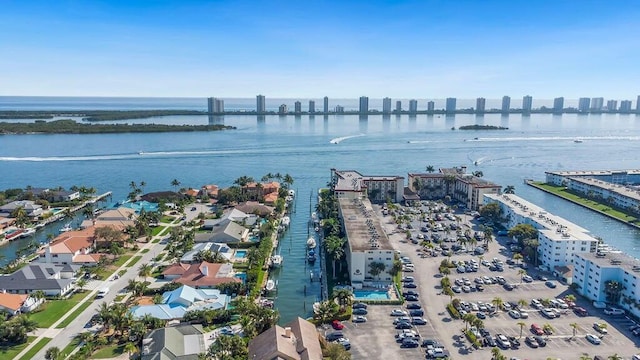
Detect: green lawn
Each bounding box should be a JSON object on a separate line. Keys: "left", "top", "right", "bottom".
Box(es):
{"left": 91, "top": 343, "right": 125, "bottom": 359}
{"left": 151, "top": 226, "right": 167, "bottom": 236}
{"left": 531, "top": 182, "right": 640, "bottom": 224}
{"left": 55, "top": 299, "right": 94, "bottom": 328}
{"left": 112, "top": 254, "right": 132, "bottom": 267}
{"left": 29, "top": 292, "right": 89, "bottom": 328}
{"left": 127, "top": 255, "right": 142, "bottom": 267}
{"left": 160, "top": 215, "right": 175, "bottom": 223}
{"left": 0, "top": 336, "right": 35, "bottom": 359}
{"left": 17, "top": 337, "right": 51, "bottom": 360}
{"left": 60, "top": 336, "right": 81, "bottom": 359}
{"left": 140, "top": 249, "right": 150, "bottom": 254}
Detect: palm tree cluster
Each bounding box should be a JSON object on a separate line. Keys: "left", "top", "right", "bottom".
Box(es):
{"left": 204, "top": 334, "right": 248, "bottom": 360}
{"left": 165, "top": 227, "right": 195, "bottom": 261}
{"left": 313, "top": 299, "right": 340, "bottom": 324}
{"left": 0, "top": 315, "right": 37, "bottom": 344}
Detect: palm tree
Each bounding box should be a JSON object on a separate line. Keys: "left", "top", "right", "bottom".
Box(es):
{"left": 517, "top": 269, "right": 526, "bottom": 284}
{"left": 491, "top": 347, "right": 502, "bottom": 360}
{"left": 138, "top": 263, "right": 153, "bottom": 281}
{"left": 543, "top": 323, "right": 554, "bottom": 338}
{"left": 579, "top": 354, "right": 592, "bottom": 360}
{"left": 462, "top": 313, "right": 477, "bottom": 330}
{"left": 332, "top": 288, "right": 353, "bottom": 311}
{"left": 76, "top": 278, "right": 87, "bottom": 292}
{"left": 45, "top": 346, "right": 62, "bottom": 360}
{"left": 517, "top": 321, "right": 526, "bottom": 338}
{"left": 491, "top": 297, "right": 504, "bottom": 312}
{"left": 368, "top": 261, "right": 386, "bottom": 281}
{"left": 124, "top": 342, "right": 138, "bottom": 356}
{"left": 504, "top": 185, "right": 515, "bottom": 194}
{"left": 324, "top": 235, "right": 345, "bottom": 278}
{"left": 426, "top": 165, "right": 435, "bottom": 173}
{"left": 283, "top": 174, "right": 294, "bottom": 188}
{"left": 608, "top": 354, "right": 623, "bottom": 360}
{"left": 171, "top": 179, "right": 181, "bottom": 192}
{"left": 604, "top": 280, "right": 623, "bottom": 304}
{"left": 517, "top": 299, "right": 528, "bottom": 309}
{"left": 570, "top": 322, "right": 579, "bottom": 338}
{"left": 513, "top": 253, "right": 523, "bottom": 265}
{"left": 11, "top": 206, "right": 29, "bottom": 228}
{"left": 313, "top": 300, "right": 338, "bottom": 324}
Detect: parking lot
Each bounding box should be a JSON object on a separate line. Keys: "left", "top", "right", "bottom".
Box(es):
{"left": 359, "top": 201, "right": 640, "bottom": 360}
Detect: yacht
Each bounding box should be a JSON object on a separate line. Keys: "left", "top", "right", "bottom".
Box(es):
{"left": 19, "top": 228, "right": 36, "bottom": 238}
{"left": 270, "top": 254, "right": 283, "bottom": 268}
{"left": 307, "top": 249, "right": 316, "bottom": 263}
{"left": 288, "top": 189, "right": 295, "bottom": 197}
{"left": 280, "top": 216, "right": 290, "bottom": 227}
{"left": 265, "top": 279, "right": 276, "bottom": 292}
{"left": 306, "top": 236, "right": 317, "bottom": 249}
{"left": 59, "top": 223, "right": 73, "bottom": 233}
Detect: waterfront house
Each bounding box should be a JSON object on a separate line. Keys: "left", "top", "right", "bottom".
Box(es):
{"left": 80, "top": 207, "right": 136, "bottom": 230}
{"left": 248, "top": 317, "right": 322, "bottom": 360}
{"left": 0, "top": 200, "right": 43, "bottom": 218}
{"left": 201, "top": 184, "right": 219, "bottom": 199}
{"left": 51, "top": 190, "right": 80, "bottom": 202}
{"left": 130, "top": 285, "right": 230, "bottom": 320}
{"left": 162, "top": 261, "right": 241, "bottom": 288}
{"left": 234, "top": 201, "right": 274, "bottom": 217}
{"left": 0, "top": 263, "right": 78, "bottom": 296}
{"left": 243, "top": 181, "right": 280, "bottom": 202}
{"left": 141, "top": 324, "right": 206, "bottom": 360}
{"left": 195, "top": 218, "right": 249, "bottom": 243}
{"left": 180, "top": 242, "right": 233, "bottom": 264}
{"left": 184, "top": 188, "right": 200, "bottom": 198}
{"left": 37, "top": 227, "right": 101, "bottom": 266}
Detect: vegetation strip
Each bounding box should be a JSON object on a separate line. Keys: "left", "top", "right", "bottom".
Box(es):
{"left": 0, "top": 119, "right": 235, "bottom": 135}
{"left": 127, "top": 255, "right": 143, "bottom": 267}
{"left": 17, "top": 337, "right": 51, "bottom": 360}
{"left": 55, "top": 300, "right": 94, "bottom": 329}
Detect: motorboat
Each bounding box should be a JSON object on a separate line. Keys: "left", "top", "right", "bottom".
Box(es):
{"left": 307, "top": 249, "right": 316, "bottom": 263}
{"left": 280, "top": 216, "right": 290, "bottom": 227}
{"left": 574, "top": 139, "right": 583, "bottom": 143}
{"left": 288, "top": 189, "right": 295, "bottom": 197}
{"left": 19, "top": 228, "right": 36, "bottom": 238}
{"left": 314, "top": 226, "right": 320, "bottom": 232}
{"left": 59, "top": 222, "right": 73, "bottom": 233}
{"left": 270, "top": 255, "right": 283, "bottom": 268}
{"left": 265, "top": 279, "right": 276, "bottom": 292}
{"left": 307, "top": 236, "right": 317, "bottom": 249}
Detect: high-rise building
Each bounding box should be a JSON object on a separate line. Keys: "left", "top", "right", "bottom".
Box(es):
{"left": 323, "top": 96, "right": 329, "bottom": 113}
{"left": 501, "top": 96, "right": 510, "bottom": 113}
{"left": 578, "top": 98, "right": 591, "bottom": 112}
{"left": 445, "top": 98, "right": 456, "bottom": 113}
{"left": 591, "top": 97, "right": 604, "bottom": 111}
{"left": 619, "top": 100, "right": 632, "bottom": 113}
{"left": 636, "top": 96, "right": 640, "bottom": 113}
{"left": 606, "top": 100, "right": 618, "bottom": 112}
{"left": 553, "top": 97, "right": 564, "bottom": 113}
{"left": 476, "top": 97, "right": 486, "bottom": 113}
{"left": 395, "top": 101, "right": 402, "bottom": 113}
{"left": 294, "top": 101, "right": 302, "bottom": 114}
{"left": 256, "top": 95, "right": 266, "bottom": 113}
{"left": 308, "top": 100, "right": 315, "bottom": 113}
{"left": 207, "top": 97, "right": 224, "bottom": 113}
{"left": 335, "top": 105, "right": 344, "bottom": 114}
{"left": 427, "top": 101, "right": 435, "bottom": 112}
{"left": 522, "top": 95, "right": 533, "bottom": 113}
{"left": 359, "top": 96, "right": 369, "bottom": 114}
{"left": 278, "top": 104, "right": 288, "bottom": 114}
{"left": 409, "top": 99, "right": 418, "bottom": 114}
{"left": 382, "top": 97, "right": 392, "bottom": 114}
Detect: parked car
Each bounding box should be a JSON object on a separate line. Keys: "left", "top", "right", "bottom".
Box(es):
{"left": 411, "top": 317, "right": 427, "bottom": 325}
{"left": 574, "top": 307, "right": 588, "bottom": 316}
{"left": 352, "top": 308, "right": 368, "bottom": 315}
{"left": 406, "top": 303, "right": 421, "bottom": 310}
{"left": 524, "top": 336, "right": 539, "bottom": 348}
{"left": 334, "top": 337, "right": 351, "bottom": 350}
{"left": 530, "top": 324, "right": 544, "bottom": 335}
{"left": 545, "top": 281, "right": 557, "bottom": 288}
{"left": 405, "top": 294, "right": 419, "bottom": 301}
{"left": 522, "top": 275, "right": 533, "bottom": 283}
{"left": 403, "top": 282, "right": 418, "bottom": 288}
{"left": 352, "top": 315, "right": 367, "bottom": 323}
{"left": 508, "top": 310, "right": 521, "bottom": 319}
{"left": 476, "top": 284, "right": 485, "bottom": 291}
{"left": 496, "top": 334, "right": 511, "bottom": 349}
{"left": 353, "top": 302, "right": 368, "bottom": 309}
{"left": 507, "top": 336, "right": 520, "bottom": 348}
{"left": 483, "top": 336, "right": 497, "bottom": 347}
{"left": 476, "top": 312, "right": 486, "bottom": 319}
{"left": 393, "top": 316, "right": 411, "bottom": 325}
{"left": 326, "top": 332, "right": 344, "bottom": 341}
{"left": 332, "top": 320, "right": 345, "bottom": 330}
{"left": 604, "top": 307, "right": 625, "bottom": 316}
{"left": 586, "top": 333, "right": 602, "bottom": 345}
{"left": 402, "top": 290, "right": 418, "bottom": 297}
{"left": 390, "top": 309, "right": 408, "bottom": 317}
{"left": 593, "top": 322, "right": 608, "bottom": 334}
{"left": 400, "top": 338, "right": 420, "bottom": 348}
{"left": 409, "top": 309, "right": 424, "bottom": 317}
{"left": 533, "top": 336, "right": 547, "bottom": 347}
{"left": 421, "top": 339, "right": 443, "bottom": 348}
{"left": 395, "top": 322, "right": 413, "bottom": 330}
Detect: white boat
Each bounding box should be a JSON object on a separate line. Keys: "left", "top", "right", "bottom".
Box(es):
{"left": 285, "top": 195, "right": 294, "bottom": 202}
{"left": 59, "top": 223, "right": 73, "bottom": 233}
{"left": 307, "top": 236, "right": 317, "bottom": 249}
{"left": 19, "top": 228, "right": 36, "bottom": 238}
{"left": 270, "top": 255, "right": 283, "bottom": 268}
{"left": 574, "top": 139, "right": 583, "bottom": 143}
{"left": 288, "top": 189, "right": 295, "bottom": 197}
{"left": 311, "top": 212, "right": 317, "bottom": 221}
{"left": 265, "top": 279, "right": 276, "bottom": 292}
{"left": 281, "top": 216, "right": 290, "bottom": 227}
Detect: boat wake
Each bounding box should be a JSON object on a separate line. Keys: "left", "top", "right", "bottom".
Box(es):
{"left": 466, "top": 135, "right": 640, "bottom": 142}
{"left": 407, "top": 140, "right": 432, "bottom": 144}
{"left": 0, "top": 149, "right": 254, "bottom": 162}
{"left": 329, "top": 134, "right": 365, "bottom": 144}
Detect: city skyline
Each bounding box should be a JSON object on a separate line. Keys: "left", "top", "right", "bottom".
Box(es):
{"left": 1, "top": 1, "right": 640, "bottom": 98}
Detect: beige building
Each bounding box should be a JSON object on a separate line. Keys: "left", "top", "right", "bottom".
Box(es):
{"left": 248, "top": 317, "right": 322, "bottom": 360}
{"left": 331, "top": 169, "right": 404, "bottom": 203}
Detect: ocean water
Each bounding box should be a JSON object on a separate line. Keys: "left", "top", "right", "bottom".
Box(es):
{"left": 1, "top": 97, "right": 640, "bottom": 322}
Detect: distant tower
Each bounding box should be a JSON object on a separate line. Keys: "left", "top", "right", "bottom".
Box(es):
{"left": 636, "top": 95, "right": 640, "bottom": 113}
{"left": 553, "top": 97, "right": 564, "bottom": 113}
{"left": 606, "top": 99, "right": 618, "bottom": 112}
{"left": 445, "top": 98, "right": 456, "bottom": 114}
{"left": 359, "top": 96, "right": 369, "bottom": 114}
{"left": 395, "top": 101, "right": 402, "bottom": 113}
{"left": 476, "top": 97, "right": 486, "bottom": 113}
{"left": 382, "top": 97, "right": 392, "bottom": 114}
{"left": 501, "top": 96, "right": 510, "bottom": 113}
{"left": 309, "top": 100, "right": 315, "bottom": 113}
{"left": 522, "top": 95, "right": 533, "bottom": 113}
{"left": 335, "top": 105, "right": 344, "bottom": 114}
{"left": 620, "top": 100, "right": 632, "bottom": 113}
{"left": 591, "top": 97, "right": 604, "bottom": 111}
{"left": 323, "top": 96, "right": 329, "bottom": 113}
{"left": 427, "top": 101, "right": 435, "bottom": 112}
{"left": 278, "top": 104, "right": 288, "bottom": 114}
{"left": 207, "top": 97, "right": 224, "bottom": 113}
{"left": 294, "top": 101, "right": 302, "bottom": 114}
{"left": 578, "top": 98, "right": 591, "bottom": 113}
{"left": 409, "top": 99, "right": 418, "bottom": 114}
{"left": 256, "top": 95, "right": 266, "bottom": 113}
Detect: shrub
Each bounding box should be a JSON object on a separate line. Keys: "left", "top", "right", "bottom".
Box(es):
{"left": 447, "top": 303, "right": 460, "bottom": 319}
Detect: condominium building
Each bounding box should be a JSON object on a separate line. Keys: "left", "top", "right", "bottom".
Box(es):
{"left": 483, "top": 194, "right": 598, "bottom": 272}
{"left": 278, "top": 104, "right": 288, "bottom": 114}
{"left": 396, "top": 101, "right": 402, "bottom": 113}
{"left": 578, "top": 97, "right": 591, "bottom": 113}
{"left": 567, "top": 177, "right": 640, "bottom": 214}
{"left": 476, "top": 97, "right": 486, "bottom": 113}
{"left": 308, "top": 100, "right": 315, "bottom": 113}
{"left": 359, "top": 96, "right": 369, "bottom": 114}
{"left": 637, "top": 96, "right": 640, "bottom": 113}
{"left": 330, "top": 169, "right": 404, "bottom": 203}
{"left": 607, "top": 100, "right": 618, "bottom": 112}
{"left": 591, "top": 97, "right": 604, "bottom": 111}
{"left": 409, "top": 99, "right": 418, "bottom": 114}
{"left": 335, "top": 105, "right": 344, "bottom": 114}
{"left": 501, "top": 96, "right": 511, "bottom": 113}
{"left": 427, "top": 101, "right": 435, "bottom": 112}
{"left": 382, "top": 97, "right": 392, "bottom": 114}
{"left": 573, "top": 252, "right": 640, "bottom": 318}
{"left": 256, "top": 95, "right": 266, "bottom": 113}
{"left": 323, "top": 96, "right": 329, "bottom": 113}
{"left": 294, "top": 101, "right": 301, "bottom": 114}
{"left": 207, "top": 97, "right": 224, "bottom": 113}
{"left": 337, "top": 196, "right": 395, "bottom": 287}
{"left": 545, "top": 169, "right": 640, "bottom": 186}
{"left": 445, "top": 98, "right": 456, "bottom": 113}
{"left": 522, "top": 95, "right": 533, "bottom": 113}
{"left": 553, "top": 97, "right": 564, "bottom": 113}
{"left": 620, "top": 100, "right": 633, "bottom": 113}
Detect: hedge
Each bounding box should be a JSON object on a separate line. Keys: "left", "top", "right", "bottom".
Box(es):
{"left": 447, "top": 303, "right": 460, "bottom": 319}
{"left": 464, "top": 329, "right": 482, "bottom": 349}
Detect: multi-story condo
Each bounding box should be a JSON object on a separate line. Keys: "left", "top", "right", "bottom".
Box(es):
{"left": 578, "top": 97, "right": 591, "bottom": 113}
{"left": 330, "top": 169, "right": 404, "bottom": 204}
{"left": 637, "top": 96, "right": 640, "bottom": 113}
{"left": 382, "top": 97, "right": 392, "bottom": 114}
{"left": 476, "top": 97, "right": 486, "bottom": 113}
{"left": 207, "top": 97, "right": 224, "bottom": 113}
{"left": 620, "top": 100, "right": 633, "bottom": 113}
{"left": 501, "top": 96, "right": 511, "bottom": 113}
{"left": 607, "top": 99, "right": 618, "bottom": 112}
{"left": 553, "top": 97, "right": 564, "bottom": 113}
{"left": 427, "top": 101, "right": 435, "bottom": 112}
{"left": 573, "top": 252, "right": 640, "bottom": 318}
{"left": 335, "top": 105, "right": 344, "bottom": 114}
{"left": 395, "top": 101, "right": 402, "bottom": 113}
{"left": 565, "top": 177, "right": 640, "bottom": 214}
{"left": 278, "top": 104, "right": 288, "bottom": 114}
{"left": 323, "top": 96, "right": 329, "bottom": 113}
{"left": 409, "top": 99, "right": 418, "bottom": 114}
{"left": 591, "top": 97, "right": 604, "bottom": 111}
{"left": 445, "top": 98, "right": 456, "bottom": 114}
{"left": 522, "top": 95, "right": 533, "bottom": 113}
{"left": 308, "top": 100, "right": 315, "bottom": 113}
{"left": 483, "top": 193, "right": 598, "bottom": 273}
{"left": 545, "top": 169, "right": 640, "bottom": 186}
{"left": 359, "top": 96, "right": 369, "bottom": 114}
{"left": 294, "top": 101, "right": 301, "bottom": 114}
{"left": 256, "top": 95, "right": 266, "bottom": 113}
{"left": 337, "top": 196, "right": 395, "bottom": 287}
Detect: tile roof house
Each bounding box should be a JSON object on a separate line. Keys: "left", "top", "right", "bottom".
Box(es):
{"left": 141, "top": 324, "right": 206, "bottom": 360}
{"left": 162, "top": 261, "right": 241, "bottom": 288}
{"left": 201, "top": 184, "right": 219, "bottom": 199}
{"left": 37, "top": 227, "right": 100, "bottom": 266}
{"left": 0, "top": 293, "right": 42, "bottom": 315}
{"left": 184, "top": 188, "right": 200, "bottom": 198}
{"left": 244, "top": 181, "right": 280, "bottom": 202}
{"left": 80, "top": 207, "right": 136, "bottom": 230}
{"left": 248, "top": 317, "right": 322, "bottom": 360}
{"left": 235, "top": 201, "right": 274, "bottom": 217}
{"left": 0, "top": 263, "right": 79, "bottom": 296}
{"left": 130, "top": 285, "right": 230, "bottom": 320}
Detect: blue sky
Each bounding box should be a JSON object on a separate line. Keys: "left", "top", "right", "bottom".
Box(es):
{"left": 1, "top": 0, "right": 639, "bottom": 98}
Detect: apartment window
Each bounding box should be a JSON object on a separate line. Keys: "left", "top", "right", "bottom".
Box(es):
{"left": 52, "top": 254, "right": 58, "bottom": 258}
{"left": 581, "top": 247, "right": 586, "bottom": 251}
{"left": 368, "top": 257, "right": 373, "bottom": 260}
{"left": 386, "top": 258, "right": 392, "bottom": 260}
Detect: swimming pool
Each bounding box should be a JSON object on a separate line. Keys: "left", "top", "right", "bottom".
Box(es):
{"left": 235, "top": 272, "right": 246, "bottom": 283}
{"left": 50, "top": 207, "right": 65, "bottom": 214}
{"left": 235, "top": 250, "right": 247, "bottom": 258}
{"left": 353, "top": 290, "right": 390, "bottom": 300}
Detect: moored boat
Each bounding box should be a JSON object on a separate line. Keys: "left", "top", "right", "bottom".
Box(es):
{"left": 307, "top": 249, "right": 316, "bottom": 263}
{"left": 270, "top": 255, "right": 283, "bottom": 268}
{"left": 19, "top": 228, "right": 36, "bottom": 238}
{"left": 306, "top": 236, "right": 316, "bottom": 249}
{"left": 265, "top": 279, "right": 276, "bottom": 292}
{"left": 59, "top": 222, "right": 73, "bottom": 233}
{"left": 288, "top": 189, "right": 295, "bottom": 197}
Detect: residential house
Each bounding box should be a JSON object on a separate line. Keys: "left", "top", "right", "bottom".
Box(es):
{"left": 248, "top": 317, "right": 322, "bottom": 360}
{"left": 194, "top": 218, "right": 249, "bottom": 243}
{"left": 130, "top": 285, "right": 230, "bottom": 320}
{"left": 0, "top": 200, "right": 43, "bottom": 218}
{"left": 243, "top": 181, "right": 280, "bottom": 202}
{"left": 184, "top": 188, "right": 200, "bottom": 198}
{"left": 180, "top": 243, "right": 233, "bottom": 264}
{"left": 200, "top": 184, "right": 219, "bottom": 199}
{"left": 162, "top": 261, "right": 241, "bottom": 288}
{"left": 37, "top": 227, "right": 100, "bottom": 266}
{"left": 141, "top": 324, "right": 206, "bottom": 360}
{"left": 80, "top": 207, "right": 136, "bottom": 230}
{"left": 235, "top": 201, "right": 274, "bottom": 217}
{"left": 51, "top": 190, "right": 80, "bottom": 202}
{"left": 0, "top": 263, "right": 78, "bottom": 296}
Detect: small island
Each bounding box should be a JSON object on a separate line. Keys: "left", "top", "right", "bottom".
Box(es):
{"left": 0, "top": 119, "right": 235, "bottom": 135}
{"left": 0, "top": 110, "right": 206, "bottom": 121}
{"left": 457, "top": 124, "right": 508, "bottom": 130}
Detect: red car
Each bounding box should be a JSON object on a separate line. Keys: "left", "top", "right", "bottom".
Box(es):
{"left": 530, "top": 324, "right": 544, "bottom": 335}
{"left": 574, "top": 307, "right": 588, "bottom": 316}
{"left": 332, "top": 320, "right": 345, "bottom": 330}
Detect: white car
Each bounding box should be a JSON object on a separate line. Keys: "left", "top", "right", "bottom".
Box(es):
{"left": 604, "top": 307, "right": 625, "bottom": 316}
{"left": 508, "top": 310, "right": 521, "bottom": 319}
{"left": 519, "top": 311, "right": 529, "bottom": 319}
{"left": 390, "top": 309, "right": 408, "bottom": 317}
{"left": 585, "top": 333, "right": 601, "bottom": 345}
